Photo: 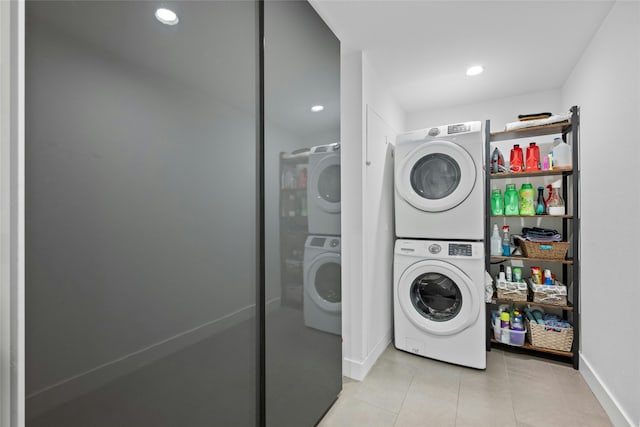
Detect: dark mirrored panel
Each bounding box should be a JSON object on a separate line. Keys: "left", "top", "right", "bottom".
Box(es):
{"left": 25, "top": 2, "right": 257, "bottom": 425}
{"left": 264, "top": 1, "right": 341, "bottom": 426}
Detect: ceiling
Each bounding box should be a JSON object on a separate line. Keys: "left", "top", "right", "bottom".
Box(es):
{"left": 312, "top": 0, "right": 615, "bottom": 113}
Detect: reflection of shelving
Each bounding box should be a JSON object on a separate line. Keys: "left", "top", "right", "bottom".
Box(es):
{"left": 279, "top": 150, "right": 309, "bottom": 308}
{"left": 484, "top": 106, "right": 580, "bottom": 369}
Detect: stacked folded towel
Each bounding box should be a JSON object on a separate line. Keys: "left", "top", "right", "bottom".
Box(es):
{"left": 522, "top": 227, "right": 562, "bottom": 242}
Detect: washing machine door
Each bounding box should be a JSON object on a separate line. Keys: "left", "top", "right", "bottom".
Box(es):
{"left": 305, "top": 252, "right": 341, "bottom": 313}
{"left": 309, "top": 154, "right": 341, "bottom": 213}
{"left": 397, "top": 259, "right": 479, "bottom": 335}
{"left": 396, "top": 140, "right": 476, "bottom": 212}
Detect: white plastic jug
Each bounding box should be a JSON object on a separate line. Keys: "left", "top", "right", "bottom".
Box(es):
{"left": 552, "top": 137, "right": 572, "bottom": 167}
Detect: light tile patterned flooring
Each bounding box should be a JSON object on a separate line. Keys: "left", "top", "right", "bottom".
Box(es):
{"left": 319, "top": 344, "right": 612, "bottom": 427}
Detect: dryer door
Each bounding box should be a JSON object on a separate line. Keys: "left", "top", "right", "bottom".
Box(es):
{"left": 396, "top": 140, "right": 476, "bottom": 212}
{"left": 305, "top": 252, "right": 341, "bottom": 313}
{"left": 396, "top": 259, "right": 479, "bottom": 335}
{"left": 309, "top": 154, "right": 341, "bottom": 213}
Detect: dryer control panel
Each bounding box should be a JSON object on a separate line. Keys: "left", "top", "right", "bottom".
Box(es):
{"left": 448, "top": 243, "right": 473, "bottom": 257}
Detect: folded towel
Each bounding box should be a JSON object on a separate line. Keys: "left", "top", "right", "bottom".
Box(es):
{"left": 522, "top": 227, "right": 562, "bottom": 242}
{"left": 505, "top": 112, "right": 571, "bottom": 131}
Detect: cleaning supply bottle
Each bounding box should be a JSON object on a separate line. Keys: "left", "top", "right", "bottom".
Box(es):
{"left": 504, "top": 184, "right": 519, "bottom": 215}
{"left": 510, "top": 144, "right": 524, "bottom": 172}
{"left": 547, "top": 179, "right": 565, "bottom": 215}
{"left": 490, "top": 224, "right": 502, "bottom": 256}
{"left": 535, "top": 186, "right": 547, "bottom": 215}
{"left": 525, "top": 142, "right": 540, "bottom": 171}
{"left": 490, "top": 147, "right": 504, "bottom": 173}
{"left": 491, "top": 188, "right": 504, "bottom": 215}
{"left": 502, "top": 225, "right": 511, "bottom": 257}
{"left": 519, "top": 183, "right": 535, "bottom": 216}
{"left": 552, "top": 137, "right": 572, "bottom": 168}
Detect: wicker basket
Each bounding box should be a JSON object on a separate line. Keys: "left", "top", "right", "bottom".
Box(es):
{"left": 520, "top": 240, "right": 569, "bottom": 260}
{"left": 526, "top": 318, "right": 574, "bottom": 352}
{"left": 528, "top": 279, "right": 568, "bottom": 306}
{"left": 495, "top": 279, "right": 528, "bottom": 302}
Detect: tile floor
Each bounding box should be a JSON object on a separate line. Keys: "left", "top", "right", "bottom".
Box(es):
{"left": 319, "top": 344, "right": 612, "bottom": 427}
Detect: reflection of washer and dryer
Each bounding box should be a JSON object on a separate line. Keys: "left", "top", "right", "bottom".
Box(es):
{"left": 303, "top": 235, "right": 341, "bottom": 335}
{"left": 394, "top": 239, "right": 486, "bottom": 369}
{"left": 307, "top": 143, "right": 340, "bottom": 236}
{"left": 394, "top": 122, "right": 484, "bottom": 240}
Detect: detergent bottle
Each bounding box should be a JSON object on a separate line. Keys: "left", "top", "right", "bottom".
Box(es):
{"left": 510, "top": 144, "right": 524, "bottom": 172}
{"left": 519, "top": 183, "right": 535, "bottom": 216}
{"left": 525, "top": 142, "right": 540, "bottom": 171}
{"left": 504, "top": 184, "right": 519, "bottom": 216}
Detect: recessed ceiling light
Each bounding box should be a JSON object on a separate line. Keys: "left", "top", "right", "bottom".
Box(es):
{"left": 311, "top": 105, "right": 324, "bottom": 112}
{"left": 155, "top": 8, "right": 179, "bottom": 26}
{"left": 466, "top": 65, "right": 484, "bottom": 76}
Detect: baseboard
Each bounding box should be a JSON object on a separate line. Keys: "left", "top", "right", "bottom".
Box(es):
{"left": 580, "top": 353, "right": 636, "bottom": 427}
{"left": 26, "top": 302, "right": 267, "bottom": 419}
{"left": 343, "top": 329, "right": 392, "bottom": 381}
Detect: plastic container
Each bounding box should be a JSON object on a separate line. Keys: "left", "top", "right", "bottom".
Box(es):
{"left": 504, "top": 184, "right": 519, "bottom": 215}
{"left": 493, "top": 318, "right": 526, "bottom": 346}
{"left": 525, "top": 142, "right": 540, "bottom": 171}
{"left": 552, "top": 137, "right": 572, "bottom": 168}
{"left": 510, "top": 144, "right": 524, "bottom": 172}
{"left": 547, "top": 179, "right": 565, "bottom": 215}
{"left": 535, "top": 186, "right": 546, "bottom": 215}
{"left": 490, "top": 188, "right": 504, "bottom": 215}
{"left": 490, "top": 224, "right": 502, "bottom": 256}
{"left": 519, "top": 183, "right": 535, "bottom": 216}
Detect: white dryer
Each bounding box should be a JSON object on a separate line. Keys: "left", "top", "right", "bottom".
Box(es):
{"left": 394, "top": 122, "right": 484, "bottom": 240}
{"left": 303, "top": 235, "right": 341, "bottom": 335}
{"left": 307, "top": 143, "right": 340, "bottom": 236}
{"left": 394, "top": 239, "right": 486, "bottom": 369}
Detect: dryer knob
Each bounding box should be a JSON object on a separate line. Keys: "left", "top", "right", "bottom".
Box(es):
{"left": 428, "top": 127, "right": 440, "bottom": 137}
{"left": 329, "top": 239, "right": 339, "bottom": 248}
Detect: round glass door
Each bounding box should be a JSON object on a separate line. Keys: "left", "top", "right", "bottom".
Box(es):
{"left": 410, "top": 272, "right": 462, "bottom": 322}
{"left": 310, "top": 154, "right": 340, "bottom": 213}
{"left": 396, "top": 259, "right": 479, "bottom": 335}
{"left": 396, "top": 140, "right": 476, "bottom": 212}
{"left": 306, "top": 252, "right": 341, "bottom": 313}
{"left": 317, "top": 164, "right": 340, "bottom": 204}
{"left": 411, "top": 154, "right": 461, "bottom": 201}
{"left": 315, "top": 261, "right": 341, "bottom": 304}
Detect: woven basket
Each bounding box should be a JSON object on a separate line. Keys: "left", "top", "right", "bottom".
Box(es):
{"left": 528, "top": 280, "right": 568, "bottom": 306}
{"left": 495, "top": 279, "right": 528, "bottom": 302}
{"left": 521, "top": 240, "right": 569, "bottom": 260}
{"left": 526, "top": 318, "right": 574, "bottom": 352}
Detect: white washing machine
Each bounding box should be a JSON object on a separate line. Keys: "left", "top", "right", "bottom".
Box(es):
{"left": 307, "top": 143, "right": 340, "bottom": 236}
{"left": 303, "top": 235, "right": 341, "bottom": 335}
{"left": 394, "top": 122, "right": 484, "bottom": 240}
{"left": 394, "top": 239, "right": 486, "bottom": 369}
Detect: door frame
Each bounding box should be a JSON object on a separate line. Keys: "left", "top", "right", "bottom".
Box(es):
{"left": 1, "top": 1, "right": 25, "bottom": 427}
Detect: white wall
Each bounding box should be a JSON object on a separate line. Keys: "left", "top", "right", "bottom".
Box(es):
{"left": 407, "top": 89, "right": 562, "bottom": 131}
{"left": 341, "top": 49, "right": 405, "bottom": 380}
{"left": 561, "top": 2, "right": 639, "bottom": 426}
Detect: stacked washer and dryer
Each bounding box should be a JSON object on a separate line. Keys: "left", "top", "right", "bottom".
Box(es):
{"left": 303, "top": 143, "right": 342, "bottom": 335}
{"left": 393, "top": 122, "right": 487, "bottom": 369}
